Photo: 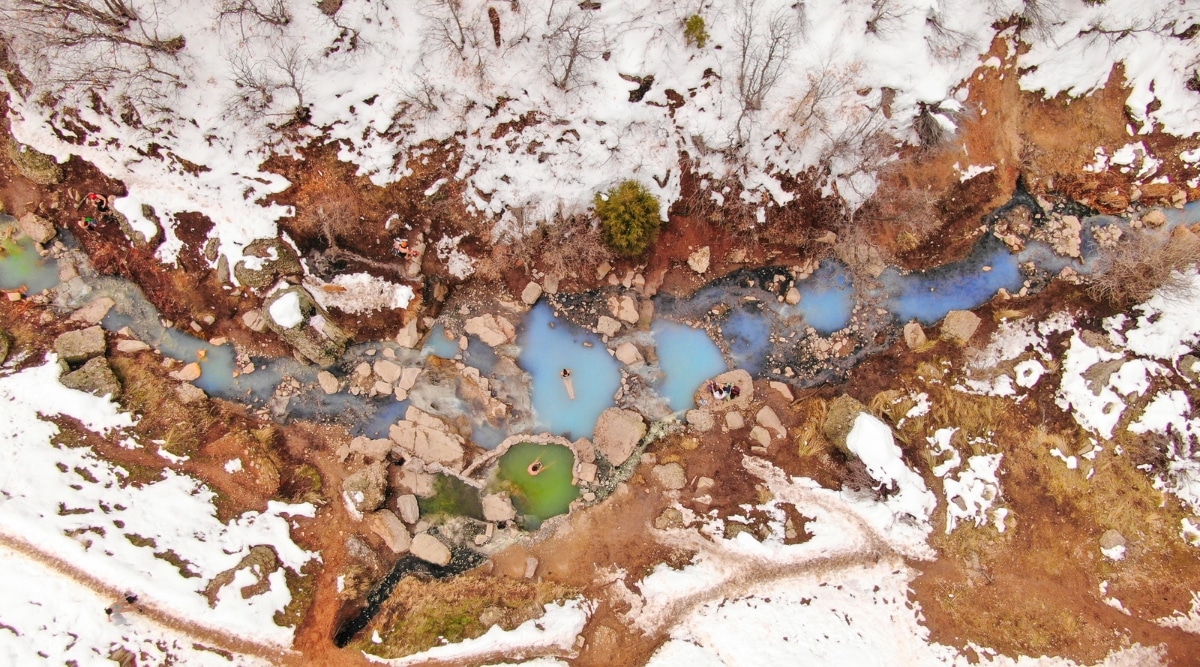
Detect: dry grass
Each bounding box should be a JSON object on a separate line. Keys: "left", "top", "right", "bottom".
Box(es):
{"left": 1087, "top": 227, "right": 1200, "bottom": 307}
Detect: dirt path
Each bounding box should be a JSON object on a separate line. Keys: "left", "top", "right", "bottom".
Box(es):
{"left": 0, "top": 531, "right": 294, "bottom": 665}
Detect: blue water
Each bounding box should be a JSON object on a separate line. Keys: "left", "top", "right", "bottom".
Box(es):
{"left": 517, "top": 302, "right": 621, "bottom": 440}
{"left": 720, "top": 308, "right": 772, "bottom": 373}
{"left": 651, "top": 319, "right": 727, "bottom": 411}
{"left": 777, "top": 261, "right": 855, "bottom": 334}
{"left": 878, "top": 238, "right": 1023, "bottom": 324}
{"left": 0, "top": 236, "right": 60, "bottom": 293}
{"left": 422, "top": 324, "right": 460, "bottom": 359}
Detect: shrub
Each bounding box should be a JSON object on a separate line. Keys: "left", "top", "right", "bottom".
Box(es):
{"left": 1086, "top": 227, "right": 1200, "bottom": 307}
{"left": 684, "top": 14, "right": 709, "bottom": 48}
{"left": 595, "top": 180, "right": 662, "bottom": 257}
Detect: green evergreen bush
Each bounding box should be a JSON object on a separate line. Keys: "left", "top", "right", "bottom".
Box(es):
{"left": 594, "top": 180, "right": 662, "bottom": 258}
{"left": 684, "top": 14, "right": 709, "bottom": 48}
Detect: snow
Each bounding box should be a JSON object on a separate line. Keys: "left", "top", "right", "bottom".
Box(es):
{"left": 1106, "top": 272, "right": 1200, "bottom": 360}
{"left": 0, "top": 357, "right": 317, "bottom": 647}
{"left": 1156, "top": 591, "right": 1200, "bottom": 635}
{"left": 305, "top": 273, "right": 416, "bottom": 314}
{"left": 846, "top": 413, "right": 937, "bottom": 527}
{"left": 225, "top": 457, "right": 244, "bottom": 473}
{"left": 1101, "top": 544, "right": 1126, "bottom": 561}
{"left": 364, "top": 599, "right": 592, "bottom": 666}
{"left": 1056, "top": 333, "right": 1126, "bottom": 439}
{"left": 269, "top": 291, "right": 305, "bottom": 328}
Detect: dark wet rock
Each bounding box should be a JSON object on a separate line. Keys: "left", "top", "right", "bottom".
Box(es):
{"left": 823, "top": 394, "right": 869, "bottom": 457}
{"left": 60, "top": 356, "right": 121, "bottom": 398}
{"left": 18, "top": 212, "right": 55, "bottom": 244}
{"left": 233, "top": 238, "right": 302, "bottom": 288}
{"left": 54, "top": 326, "right": 106, "bottom": 365}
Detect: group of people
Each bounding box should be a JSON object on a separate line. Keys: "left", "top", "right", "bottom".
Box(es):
{"left": 105, "top": 593, "right": 141, "bottom": 626}
{"left": 78, "top": 192, "right": 115, "bottom": 231}
{"left": 706, "top": 379, "right": 741, "bottom": 401}
{"left": 391, "top": 237, "right": 420, "bottom": 260}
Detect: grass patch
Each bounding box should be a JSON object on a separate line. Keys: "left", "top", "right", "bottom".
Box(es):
{"left": 361, "top": 575, "right": 576, "bottom": 659}
{"left": 109, "top": 356, "right": 218, "bottom": 458}
{"left": 274, "top": 561, "right": 319, "bottom": 627}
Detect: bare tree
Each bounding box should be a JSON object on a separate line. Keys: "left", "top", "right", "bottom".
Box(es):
{"left": 422, "top": 0, "right": 482, "bottom": 59}
{"left": 733, "top": 0, "right": 797, "bottom": 112}
{"left": 865, "top": 0, "right": 910, "bottom": 35}
{"left": 1086, "top": 228, "right": 1200, "bottom": 307}
{"left": 216, "top": 0, "right": 291, "bottom": 38}
{"left": 543, "top": 6, "right": 601, "bottom": 91}
{"left": 0, "top": 0, "right": 186, "bottom": 107}
{"left": 225, "top": 43, "right": 311, "bottom": 126}
{"left": 924, "top": 7, "right": 974, "bottom": 60}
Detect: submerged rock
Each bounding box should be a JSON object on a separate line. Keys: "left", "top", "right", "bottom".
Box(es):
{"left": 54, "top": 326, "right": 106, "bottom": 365}
{"left": 69, "top": 297, "right": 115, "bottom": 325}
{"left": 593, "top": 408, "right": 647, "bottom": 466}
{"left": 60, "top": 357, "right": 121, "bottom": 398}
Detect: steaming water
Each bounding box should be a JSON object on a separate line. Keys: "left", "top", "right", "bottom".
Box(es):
{"left": 650, "top": 319, "right": 726, "bottom": 411}
{"left": 0, "top": 233, "right": 60, "bottom": 294}
{"left": 719, "top": 308, "right": 772, "bottom": 374}
{"left": 517, "top": 302, "right": 621, "bottom": 440}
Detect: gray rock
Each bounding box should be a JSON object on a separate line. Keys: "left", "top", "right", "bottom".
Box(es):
{"left": 18, "top": 212, "right": 56, "bottom": 244}
{"left": 367, "top": 510, "right": 412, "bottom": 554}
{"left": 1099, "top": 529, "right": 1126, "bottom": 550}
{"left": 54, "top": 326, "right": 106, "bottom": 365}
{"left": 941, "top": 310, "right": 981, "bottom": 344}
{"left": 651, "top": 462, "right": 687, "bottom": 490}
{"left": 755, "top": 406, "right": 785, "bottom": 439}
{"left": 232, "top": 238, "right": 302, "bottom": 289}
{"left": 482, "top": 493, "right": 517, "bottom": 522}
{"left": 725, "top": 411, "right": 744, "bottom": 430}
{"left": 464, "top": 314, "right": 515, "bottom": 347}
{"left": 60, "top": 357, "right": 121, "bottom": 398}
{"left": 1179, "top": 355, "right": 1200, "bottom": 384}
{"left": 411, "top": 533, "right": 452, "bottom": 566}
{"left": 593, "top": 408, "right": 647, "bottom": 466}
{"left": 343, "top": 463, "right": 388, "bottom": 515}
{"left": 394, "top": 494, "right": 421, "bottom": 524}
{"left": 262, "top": 287, "right": 351, "bottom": 367}
{"left": 823, "top": 394, "right": 869, "bottom": 456}
{"left": 904, "top": 322, "right": 927, "bottom": 349}
{"left": 115, "top": 339, "right": 151, "bottom": 354}
{"left": 521, "top": 281, "right": 543, "bottom": 305}
{"left": 175, "top": 383, "right": 207, "bottom": 404}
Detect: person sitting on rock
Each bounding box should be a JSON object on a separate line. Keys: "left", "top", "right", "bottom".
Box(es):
{"left": 78, "top": 216, "right": 98, "bottom": 231}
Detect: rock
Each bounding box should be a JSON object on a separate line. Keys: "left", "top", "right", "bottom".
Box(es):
{"left": 175, "top": 383, "right": 207, "bottom": 404}
{"left": 391, "top": 464, "right": 436, "bottom": 497}
{"left": 411, "top": 533, "right": 452, "bottom": 566}
{"left": 464, "top": 314, "right": 516, "bottom": 347}
{"left": 652, "top": 462, "right": 687, "bottom": 490}
{"left": 7, "top": 142, "right": 62, "bottom": 185}
{"left": 242, "top": 309, "right": 267, "bottom": 332}
{"left": 613, "top": 295, "right": 639, "bottom": 324}
{"left": 367, "top": 510, "right": 412, "bottom": 554}
{"left": 755, "top": 406, "right": 785, "bottom": 439}
{"left": 904, "top": 322, "right": 927, "bottom": 349}
{"left": 688, "top": 246, "right": 711, "bottom": 274}
{"left": 784, "top": 286, "right": 801, "bottom": 305}
{"left": 0, "top": 330, "right": 8, "bottom": 365}
{"left": 343, "top": 463, "right": 388, "bottom": 515}
{"left": 654, "top": 507, "right": 685, "bottom": 530}
{"left": 396, "top": 367, "right": 421, "bottom": 392}
{"left": 593, "top": 408, "right": 647, "bottom": 466}
{"left": 573, "top": 438, "right": 596, "bottom": 463}
{"left": 263, "top": 287, "right": 351, "bottom": 367}
{"left": 725, "top": 411, "right": 744, "bottom": 430}
{"left": 596, "top": 315, "right": 622, "bottom": 337}
{"left": 769, "top": 381, "right": 794, "bottom": 401}
{"left": 388, "top": 420, "right": 467, "bottom": 471}
{"left": 115, "top": 339, "right": 151, "bottom": 354}
{"left": 524, "top": 556, "right": 539, "bottom": 579}
{"left": 575, "top": 461, "right": 598, "bottom": 484}
{"left": 482, "top": 493, "right": 517, "bottom": 522}
{"left": 54, "top": 326, "right": 106, "bottom": 365}
{"left": 614, "top": 341, "right": 643, "bottom": 365}
{"left": 349, "top": 436, "right": 394, "bottom": 461}
{"left": 394, "top": 319, "right": 421, "bottom": 348}
{"left": 1180, "top": 355, "right": 1200, "bottom": 384}
{"left": 232, "top": 238, "right": 302, "bottom": 289}
{"left": 17, "top": 212, "right": 56, "bottom": 244}
{"left": 317, "top": 370, "right": 340, "bottom": 394}
{"left": 394, "top": 494, "right": 421, "bottom": 523}
{"left": 823, "top": 394, "right": 869, "bottom": 456}
{"left": 1099, "top": 529, "right": 1126, "bottom": 550}
{"left": 749, "top": 426, "right": 772, "bottom": 448}
{"left": 686, "top": 409, "right": 714, "bottom": 432}
{"left": 171, "top": 362, "right": 202, "bottom": 382}
{"left": 596, "top": 262, "right": 611, "bottom": 280}
{"left": 374, "top": 359, "right": 403, "bottom": 384}
{"left": 696, "top": 476, "right": 715, "bottom": 492}
{"left": 693, "top": 369, "right": 754, "bottom": 412}
{"left": 521, "top": 281, "right": 543, "bottom": 305}
{"left": 60, "top": 357, "right": 121, "bottom": 398}
{"left": 941, "top": 310, "right": 981, "bottom": 344}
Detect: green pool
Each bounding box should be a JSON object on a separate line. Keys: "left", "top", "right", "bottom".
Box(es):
{"left": 494, "top": 442, "right": 579, "bottom": 529}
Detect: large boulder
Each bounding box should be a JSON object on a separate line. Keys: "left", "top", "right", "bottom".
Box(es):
{"left": 7, "top": 141, "right": 62, "bottom": 185}
{"left": 693, "top": 369, "right": 754, "bottom": 412}
{"left": 366, "top": 510, "right": 412, "bottom": 554}
{"left": 521, "top": 281, "right": 543, "bottom": 305}
{"left": 262, "top": 286, "right": 350, "bottom": 367}
{"left": 388, "top": 410, "right": 468, "bottom": 470}
{"left": 411, "top": 533, "right": 452, "bottom": 566}
{"left": 60, "top": 357, "right": 121, "bottom": 398}
{"left": 482, "top": 492, "right": 517, "bottom": 522}
{"left": 593, "top": 408, "right": 647, "bottom": 466}
{"left": 232, "top": 238, "right": 302, "bottom": 289}
{"left": 464, "top": 314, "right": 515, "bottom": 347}
{"left": 54, "top": 326, "right": 106, "bottom": 365}
{"left": 755, "top": 406, "right": 786, "bottom": 439}
{"left": 18, "top": 212, "right": 56, "bottom": 244}
{"left": 823, "top": 394, "right": 869, "bottom": 456}
{"left": 343, "top": 463, "right": 388, "bottom": 516}
{"left": 940, "top": 310, "right": 981, "bottom": 345}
